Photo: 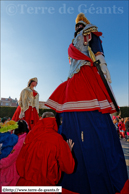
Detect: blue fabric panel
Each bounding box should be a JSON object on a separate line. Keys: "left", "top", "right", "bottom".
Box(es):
{"left": 57, "top": 111, "right": 128, "bottom": 194}
{"left": 89, "top": 33, "right": 104, "bottom": 54}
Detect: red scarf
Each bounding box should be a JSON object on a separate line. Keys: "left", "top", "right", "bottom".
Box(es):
{"left": 68, "top": 43, "right": 94, "bottom": 66}
{"left": 68, "top": 31, "right": 102, "bottom": 64}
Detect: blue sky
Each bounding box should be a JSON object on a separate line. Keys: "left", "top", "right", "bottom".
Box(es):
{"left": 1, "top": 0, "right": 129, "bottom": 107}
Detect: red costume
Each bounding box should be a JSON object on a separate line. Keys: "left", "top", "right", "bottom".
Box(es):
{"left": 45, "top": 13, "right": 128, "bottom": 194}
{"left": 45, "top": 43, "right": 117, "bottom": 114}
{"left": 118, "top": 121, "right": 125, "bottom": 138}
{"left": 16, "top": 118, "right": 75, "bottom": 190}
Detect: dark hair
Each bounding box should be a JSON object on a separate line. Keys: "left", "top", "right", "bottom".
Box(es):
{"left": 116, "top": 117, "right": 119, "bottom": 122}
{"left": 74, "top": 26, "right": 85, "bottom": 38}
{"left": 28, "top": 80, "right": 35, "bottom": 87}
{"left": 14, "top": 120, "right": 29, "bottom": 135}
{"left": 1, "top": 117, "right": 8, "bottom": 123}
{"left": 75, "top": 23, "right": 85, "bottom": 28}
{"left": 42, "top": 112, "right": 55, "bottom": 118}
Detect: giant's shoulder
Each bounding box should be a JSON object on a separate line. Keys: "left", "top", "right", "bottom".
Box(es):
{"left": 83, "top": 23, "right": 98, "bottom": 35}
{"left": 21, "top": 87, "right": 31, "bottom": 93}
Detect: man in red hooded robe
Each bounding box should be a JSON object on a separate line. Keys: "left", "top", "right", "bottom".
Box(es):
{"left": 16, "top": 112, "right": 76, "bottom": 193}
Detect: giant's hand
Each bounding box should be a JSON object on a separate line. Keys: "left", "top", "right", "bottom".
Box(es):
{"left": 100, "top": 63, "right": 112, "bottom": 83}
{"left": 95, "top": 54, "right": 112, "bottom": 83}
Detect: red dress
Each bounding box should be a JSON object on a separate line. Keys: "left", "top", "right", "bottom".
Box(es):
{"left": 45, "top": 42, "right": 118, "bottom": 114}
{"left": 45, "top": 65, "right": 117, "bottom": 114}
{"left": 12, "top": 91, "right": 39, "bottom": 130}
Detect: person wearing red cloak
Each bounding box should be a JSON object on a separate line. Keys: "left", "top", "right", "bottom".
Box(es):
{"left": 16, "top": 112, "right": 77, "bottom": 194}
{"left": 12, "top": 77, "right": 39, "bottom": 130}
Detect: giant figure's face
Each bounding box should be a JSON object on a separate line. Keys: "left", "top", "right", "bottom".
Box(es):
{"left": 31, "top": 81, "right": 37, "bottom": 87}
{"left": 75, "top": 23, "right": 84, "bottom": 32}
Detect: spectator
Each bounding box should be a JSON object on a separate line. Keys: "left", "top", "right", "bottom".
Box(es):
{"left": 118, "top": 119, "right": 125, "bottom": 138}
{"left": 112, "top": 115, "right": 116, "bottom": 120}
{"left": 124, "top": 117, "right": 128, "bottom": 124}
{"left": 125, "top": 117, "right": 129, "bottom": 141}
{"left": 121, "top": 118, "right": 126, "bottom": 133}
{"left": 0, "top": 122, "right": 18, "bottom": 160}
{"left": 116, "top": 117, "right": 119, "bottom": 122}
{"left": 7, "top": 117, "right": 11, "bottom": 121}
{"left": 117, "top": 115, "right": 121, "bottom": 120}
{"left": 13, "top": 120, "right": 29, "bottom": 136}
{"left": 113, "top": 118, "right": 119, "bottom": 136}
{"left": 0, "top": 120, "right": 29, "bottom": 191}
{"left": 1, "top": 117, "right": 8, "bottom": 124}
{"left": 16, "top": 112, "right": 76, "bottom": 193}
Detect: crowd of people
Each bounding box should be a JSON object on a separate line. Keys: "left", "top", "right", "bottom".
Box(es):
{"left": 0, "top": 112, "right": 77, "bottom": 194}
{"left": 0, "top": 77, "right": 77, "bottom": 193}
{"left": 0, "top": 117, "right": 11, "bottom": 123}
{"left": 0, "top": 110, "right": 129, "bottom": 194}
{"left": 112, "top": 115, "right": 129, "bottom": 141}
{"left": 1, "top": 12, "right": 129, "bottom": 194}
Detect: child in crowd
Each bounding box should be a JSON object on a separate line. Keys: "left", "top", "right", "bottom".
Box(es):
{"left": 113, "top": 118, "right": 119, "bottom": 136}
{"left": 0, "top": 120, "right": 29, "bottom": 192}
{"left": 118, "top": 119, "right": 125, "bottom": 138}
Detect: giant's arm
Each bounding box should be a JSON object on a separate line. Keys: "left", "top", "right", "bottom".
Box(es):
{"left": 18, "top": 90, "right": 25, "bottom": 118}
{"left": 89, "top": 33, "right": 112, "bottom": 83}
{"left": 35, "top": 93, "right": 39, "bottom": 114}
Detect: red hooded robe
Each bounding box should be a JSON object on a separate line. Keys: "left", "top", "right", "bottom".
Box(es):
{"left": 16, "top": 118, "right": 75, "bottom": 188}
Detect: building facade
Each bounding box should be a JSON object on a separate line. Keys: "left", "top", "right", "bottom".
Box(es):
{"left": 0, "top": 97, "right": 18, "bottom": 107}
{"left": 0, "top": 97, "right": 49, "bottom": 109}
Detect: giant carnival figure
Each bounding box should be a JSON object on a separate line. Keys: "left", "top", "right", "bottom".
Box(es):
{"left": 45, "top": 13, "right": 128, "bottom": 194}
{"left": 12, "top": 77, "right": 39, "bottom": 130}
